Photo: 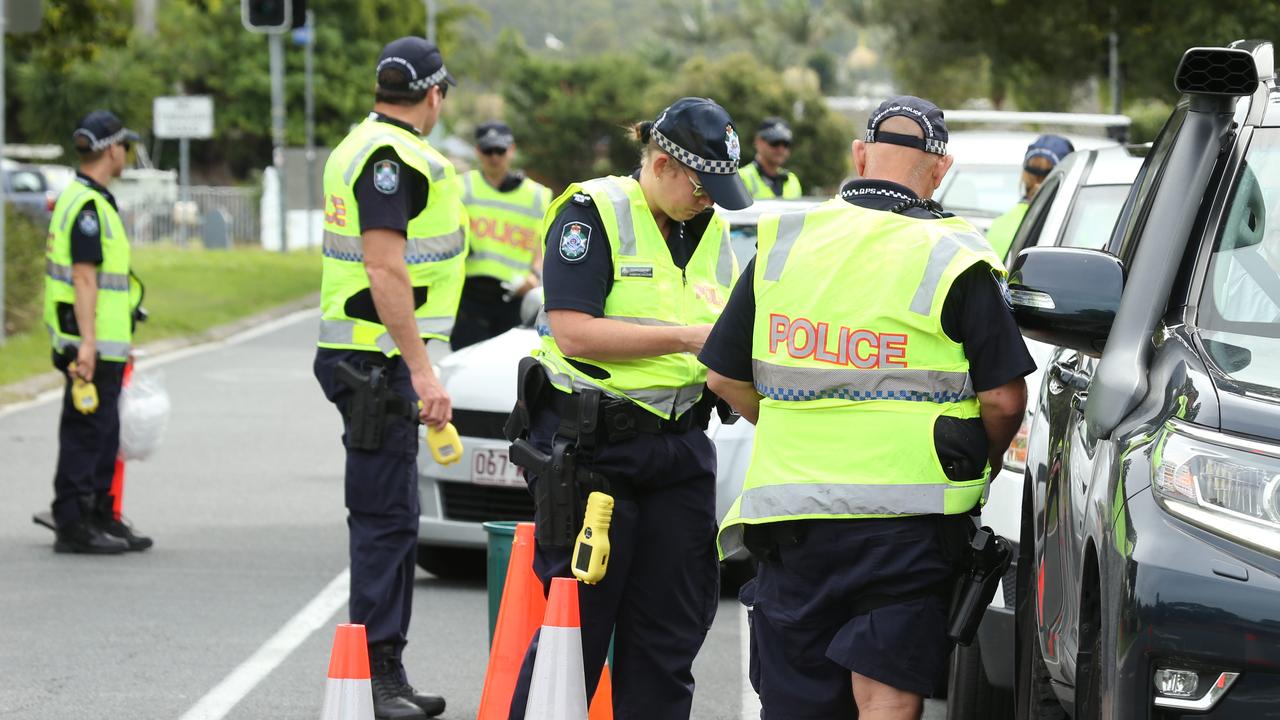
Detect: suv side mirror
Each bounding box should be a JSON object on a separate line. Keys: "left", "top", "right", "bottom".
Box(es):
{"left": 1008, "top": 247, "right": 1125, "bottom": 358}
{"left": 520, "top": 286, "right": 545, "bottom": 328}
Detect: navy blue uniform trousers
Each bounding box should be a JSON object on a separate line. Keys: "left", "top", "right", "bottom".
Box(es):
{"left": 507, "top": 403, "right": 720, "bottom": 720}
{"left": 744, "top": 516, "right": 955, "bottom": 719}
{"left": 51, "top": 354, "right": 126, "bottom": 528}
{"left": 314, "top": 349, "right": 420, "bottom": 650}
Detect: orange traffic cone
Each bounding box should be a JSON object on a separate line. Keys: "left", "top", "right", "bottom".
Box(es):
{"left": 319, "top": 624, "right": 374, "bottom": 720}
{"left": 478, "top": 522, "right": 547, "bottom": 720}
{"left": 589, "top": 662, "right": 613, "bottom": 720}
{"left": 109, "top": 359, "right": 134, "bottom": 520}
{"left": 524, "top": 577, "right": 589, "bottom": 720}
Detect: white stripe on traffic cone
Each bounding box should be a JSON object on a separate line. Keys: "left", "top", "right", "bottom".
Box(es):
{"left": 319, "top": 624, "right": 375, "bottom": 720}
{"left": 525, "top": 577, "right": 589, "bottom": 720}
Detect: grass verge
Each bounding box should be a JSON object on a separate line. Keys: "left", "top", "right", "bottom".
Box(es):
{"left": 0, "top": 246, "right": 320, "bottom": 387}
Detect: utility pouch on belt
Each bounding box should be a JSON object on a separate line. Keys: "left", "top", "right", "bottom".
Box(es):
{"left": 335, "top": 360, "right": 416, "bottom": 452}
{"left": 946, "top": 526, "right": 1013, "bottom": 646}
{"left": 504, "top": 356, "right": 547, "bottom": 442}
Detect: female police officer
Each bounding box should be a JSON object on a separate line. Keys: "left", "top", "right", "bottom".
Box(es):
{"left": 506, "top": 97, "right": 752, "bottom": 719}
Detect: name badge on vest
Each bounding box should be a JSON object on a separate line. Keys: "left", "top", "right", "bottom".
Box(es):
{"left": 620, "top": 265, "right": 653, "bottom": 278}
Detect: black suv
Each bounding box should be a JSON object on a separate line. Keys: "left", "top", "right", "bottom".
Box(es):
{"left": 1009, "top": 41, "right": 1280, "bottom": 718}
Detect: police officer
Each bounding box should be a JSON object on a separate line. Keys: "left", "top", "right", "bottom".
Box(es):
{"left": 985, "top": 134, "right": 1074, "bottom": 259}
{"left": 312, "top": 36, "right": 464, "bottom": 720}
{"left": 452, "top": 121, "right": 551, "bottom": 349}
{"left": 738, "top": 117, "right": 803, "bottom": 199}
{"left": 703, "top": 96, "right": 1033, "bottom": 720}
{"left": 506, "top": 97, "right": 752, "bottom": 719}
{"left": 43, "top": 110, "right": 151, "bottom": 555}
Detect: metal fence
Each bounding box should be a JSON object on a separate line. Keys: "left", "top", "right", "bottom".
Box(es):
{"left": 121, "top": 185, "right": 260, "bottom": 247}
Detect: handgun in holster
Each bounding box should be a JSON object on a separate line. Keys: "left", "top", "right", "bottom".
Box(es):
{"left": 335, "top": 359, "right": 417, "bottom": 452}
{"left": 506, "top": 357, "right": 609, "bottom": 548}
{"left": 946, "top": 526, "right": 1013, "bottom": 646}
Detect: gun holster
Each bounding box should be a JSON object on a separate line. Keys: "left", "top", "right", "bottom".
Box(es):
{"left": 946, "top": 526, "right": 1013, "bottom": 646}
{"left": 335, "top": 359, "right": 416, "bottom": 452}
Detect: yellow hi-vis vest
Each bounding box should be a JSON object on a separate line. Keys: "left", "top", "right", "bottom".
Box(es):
{"left": 985, "top": 200, "right": 1029, "bottom": 261}
{"left": 716, "top": 199, "right": 1004, "bottom": 559}
{"left": 318, "top": 117, "right": 467, "bottom": 354}
{"left": 534, "top": 175, "right": 738, "bottom": 420}
{"left": 739, "top": 162, "right": 802, "bottom": 199}
{"left": 461, "top": 170, "right": 551, "bottom": 284}
{"left": 43, "top": 179, "right": 140, "bottom": 362}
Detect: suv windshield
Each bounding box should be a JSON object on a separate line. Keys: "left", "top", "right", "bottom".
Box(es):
{"left": 938, "top": 164, "right": 1021, "bottom": 215}
{"left": 1200, "top": 128, "right": 1280, "bottom": 389}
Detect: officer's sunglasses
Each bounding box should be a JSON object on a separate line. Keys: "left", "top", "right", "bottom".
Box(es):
{"left": 767, "top": 140, "right": 791, "bottom": 149}
{"left": 481, "top": 147, "right": 508, "bottom": 156}
{"left": 681, "top": 168, "right": 707, "bottom": 199}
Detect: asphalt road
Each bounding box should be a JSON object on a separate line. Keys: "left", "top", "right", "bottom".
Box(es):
{"left": 0, "top": 311, "right": 943, "bottom": 720}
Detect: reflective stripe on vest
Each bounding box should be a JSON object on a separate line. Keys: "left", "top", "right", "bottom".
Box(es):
{"left": 752, "top": 360, "right": 974, "bottom": 403}
{"left": 537, "top": 359, "right": 707, "bottom": 419}
{"left": 45, "top": 259, "right": 131, "bottom": 292}
{"left": 319, "top": 316, "right": 455, "bottom": 355}
{"left": 322, "top": 229, "right": 466, "bottom": 264}
{"left": 461, "top": 173, "right": 545, "bottom": 218}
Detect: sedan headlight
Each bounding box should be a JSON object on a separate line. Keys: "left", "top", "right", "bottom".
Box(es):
{"left": 1153, "top": 421, "right": 1280, "bottom": 557}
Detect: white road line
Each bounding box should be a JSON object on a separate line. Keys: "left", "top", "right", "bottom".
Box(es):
{"left": 177, "top": 569, "right": 349, "bottom": 720}
{"left": 741, "top": 603, "right": 759, "bottom": 720}
{"left": 0, "top": 308, "right": 316, "bottom": 420}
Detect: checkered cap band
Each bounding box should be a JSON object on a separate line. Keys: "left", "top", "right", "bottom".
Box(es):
{"left": 409, "top": 65, "right": 450, "bottom": 91}
{"left": 74, "top": 128, "right": 129, "bottom": 152}
{"left": 863, "top": 129, "right": 947, "bottom": 156}
{"left": 652, "top": 128, "right": 739, "bottom": 175}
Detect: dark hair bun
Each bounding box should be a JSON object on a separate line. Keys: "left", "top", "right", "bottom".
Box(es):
{"left": 631, "top": 120, "right": 654, "bottom": 145}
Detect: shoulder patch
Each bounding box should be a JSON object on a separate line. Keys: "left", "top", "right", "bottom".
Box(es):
{"left": 559, "top": 222, "right": 592, "bottom": 263}
{"left": 992, "top": 267, "right": 1013, "bottom": 310}
{"left": 570, "top": 192, "right": 594, "bottom": 207}
{"left": 372, "top": 159, "right": 400, "bottom": 195}
{"left": 77, "top": 210, "right": 99, "bottom": 237}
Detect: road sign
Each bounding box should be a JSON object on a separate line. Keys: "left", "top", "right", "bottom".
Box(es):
{"left": 153, "top": 96, "right": 215, "bottom": 139}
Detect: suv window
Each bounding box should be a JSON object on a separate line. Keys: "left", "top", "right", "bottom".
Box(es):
{"left": 1005, "top": 175, "right": 1061, "bottom": 262}
{"left": 1060, "top": 185, "right": 1131, "bottom": 250}
{"left": 1116, "top": 104, "right": 1190, "bottom": 262}
{"left": 1200, "top": 128, "right": 1280, "bottom": 389}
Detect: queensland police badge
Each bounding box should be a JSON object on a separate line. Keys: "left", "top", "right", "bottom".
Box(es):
{"left": 725, "top": 125, "right": 741, "bottom": 163}
{"left": 373, "top": 159, "right": 400, "bottom": 194}
{"left": 559, "top": 222, "right": 591, "bottom": 262}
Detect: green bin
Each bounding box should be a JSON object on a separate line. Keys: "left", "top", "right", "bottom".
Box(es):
{"left": 483, "top": 520, "right": 520, "bottom": 644}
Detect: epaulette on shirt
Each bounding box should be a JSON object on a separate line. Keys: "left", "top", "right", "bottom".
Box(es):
{"left": 570, "top": 193, "right": 594, "bottom": 207}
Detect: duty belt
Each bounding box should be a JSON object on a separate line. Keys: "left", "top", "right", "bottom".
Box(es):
{"left": 547, "top": 388, "right": 704, "bottom": 445}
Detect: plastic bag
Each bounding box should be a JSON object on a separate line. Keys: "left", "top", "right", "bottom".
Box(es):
{"left": 119, "top": 368, "right": 171, "bottom": 461}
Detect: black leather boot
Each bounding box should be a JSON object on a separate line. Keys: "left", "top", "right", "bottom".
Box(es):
{"left": 54, "top": 497, "right": 128, "bottom": 554}
{"left": 369, "top": 645, "right": 426, "bottom": 720}
{"left": 398, "top": 678, "right": 446, "bottom": 717}
{"left": 94, "top": 494, "right": 153, "bottom": 551}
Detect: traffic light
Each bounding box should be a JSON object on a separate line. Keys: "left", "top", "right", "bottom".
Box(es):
{"left": 241, "top": 0, "right": 305, "bottom": 33}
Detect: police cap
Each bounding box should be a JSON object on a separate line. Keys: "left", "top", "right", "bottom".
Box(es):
{"left": 1023, "top": 135, "right": 1075, "bottom": 176}
{"left": 376, "top": 37, "right": 457, "bottom": 93}
{"left": 864, "top": 95, "right": 949, "bottom": 156}
{"left": 651, "top": 97, "right": 752, "bottom": 211}
{"left": 475, "top": 121, "right": 514, "bottom": 151}
{"left": 72, "top": 110, "right": 140, "bottom": 154}
{"left": 756, "top": 117, "right": 793, "bottom": 144}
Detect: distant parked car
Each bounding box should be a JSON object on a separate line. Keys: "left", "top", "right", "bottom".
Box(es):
{"left": 3, "top": 159, "right": 53, "bottom": 222}
{"left": 414, "top": 198, "right": 819, "bottom": 577}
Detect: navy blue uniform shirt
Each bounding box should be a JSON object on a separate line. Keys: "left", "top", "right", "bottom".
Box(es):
{"left": 353, "top": 113, "right": 429, "bottom": 235}
{"left": 541, "top": 172, "right": 714, "bottom": 318}
{"left": 699, "top": 178, "right": 1034, "bottom": 392}
{"left": 68, "top": 173, "right": 119, "bottom": 266}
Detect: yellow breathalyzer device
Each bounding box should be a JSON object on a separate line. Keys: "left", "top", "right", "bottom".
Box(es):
{"left": 68, "top": 362, "right": 99, "bottom": 415}
{"left": 572, "top": 492, "right": 614, "bottom": 585}
{"left": 426, "top": 422, "right": 463, "bottom": 465}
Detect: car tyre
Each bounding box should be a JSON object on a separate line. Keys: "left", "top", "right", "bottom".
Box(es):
{"left": 946, "top": 635, "right": 1013, "bottom": 720}
{"left": 416, "top": 544, "right": 484, "bottom": 580}
{"left": 1015, "top": 474, "right": 1068, "bottom": 720}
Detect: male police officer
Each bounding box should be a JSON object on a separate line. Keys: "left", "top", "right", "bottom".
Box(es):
{"left": 453, "top": 121, "right": 551, "bottom": 349}
{"left": 738, "top": 117, "right": 803, "bottom": 199}
{"left": 703, "top": 96, "right": 1032, "bottom": 720}
{"left": 313, "top": 37, "right": 464, "bottom": 720}
{"left": 43, "top": 110, "right": 151, "bottom": 555}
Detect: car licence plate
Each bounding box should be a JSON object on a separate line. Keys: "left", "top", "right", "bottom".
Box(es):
{"left": 471, "top": 446, "right": 525, "bottom": 487}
